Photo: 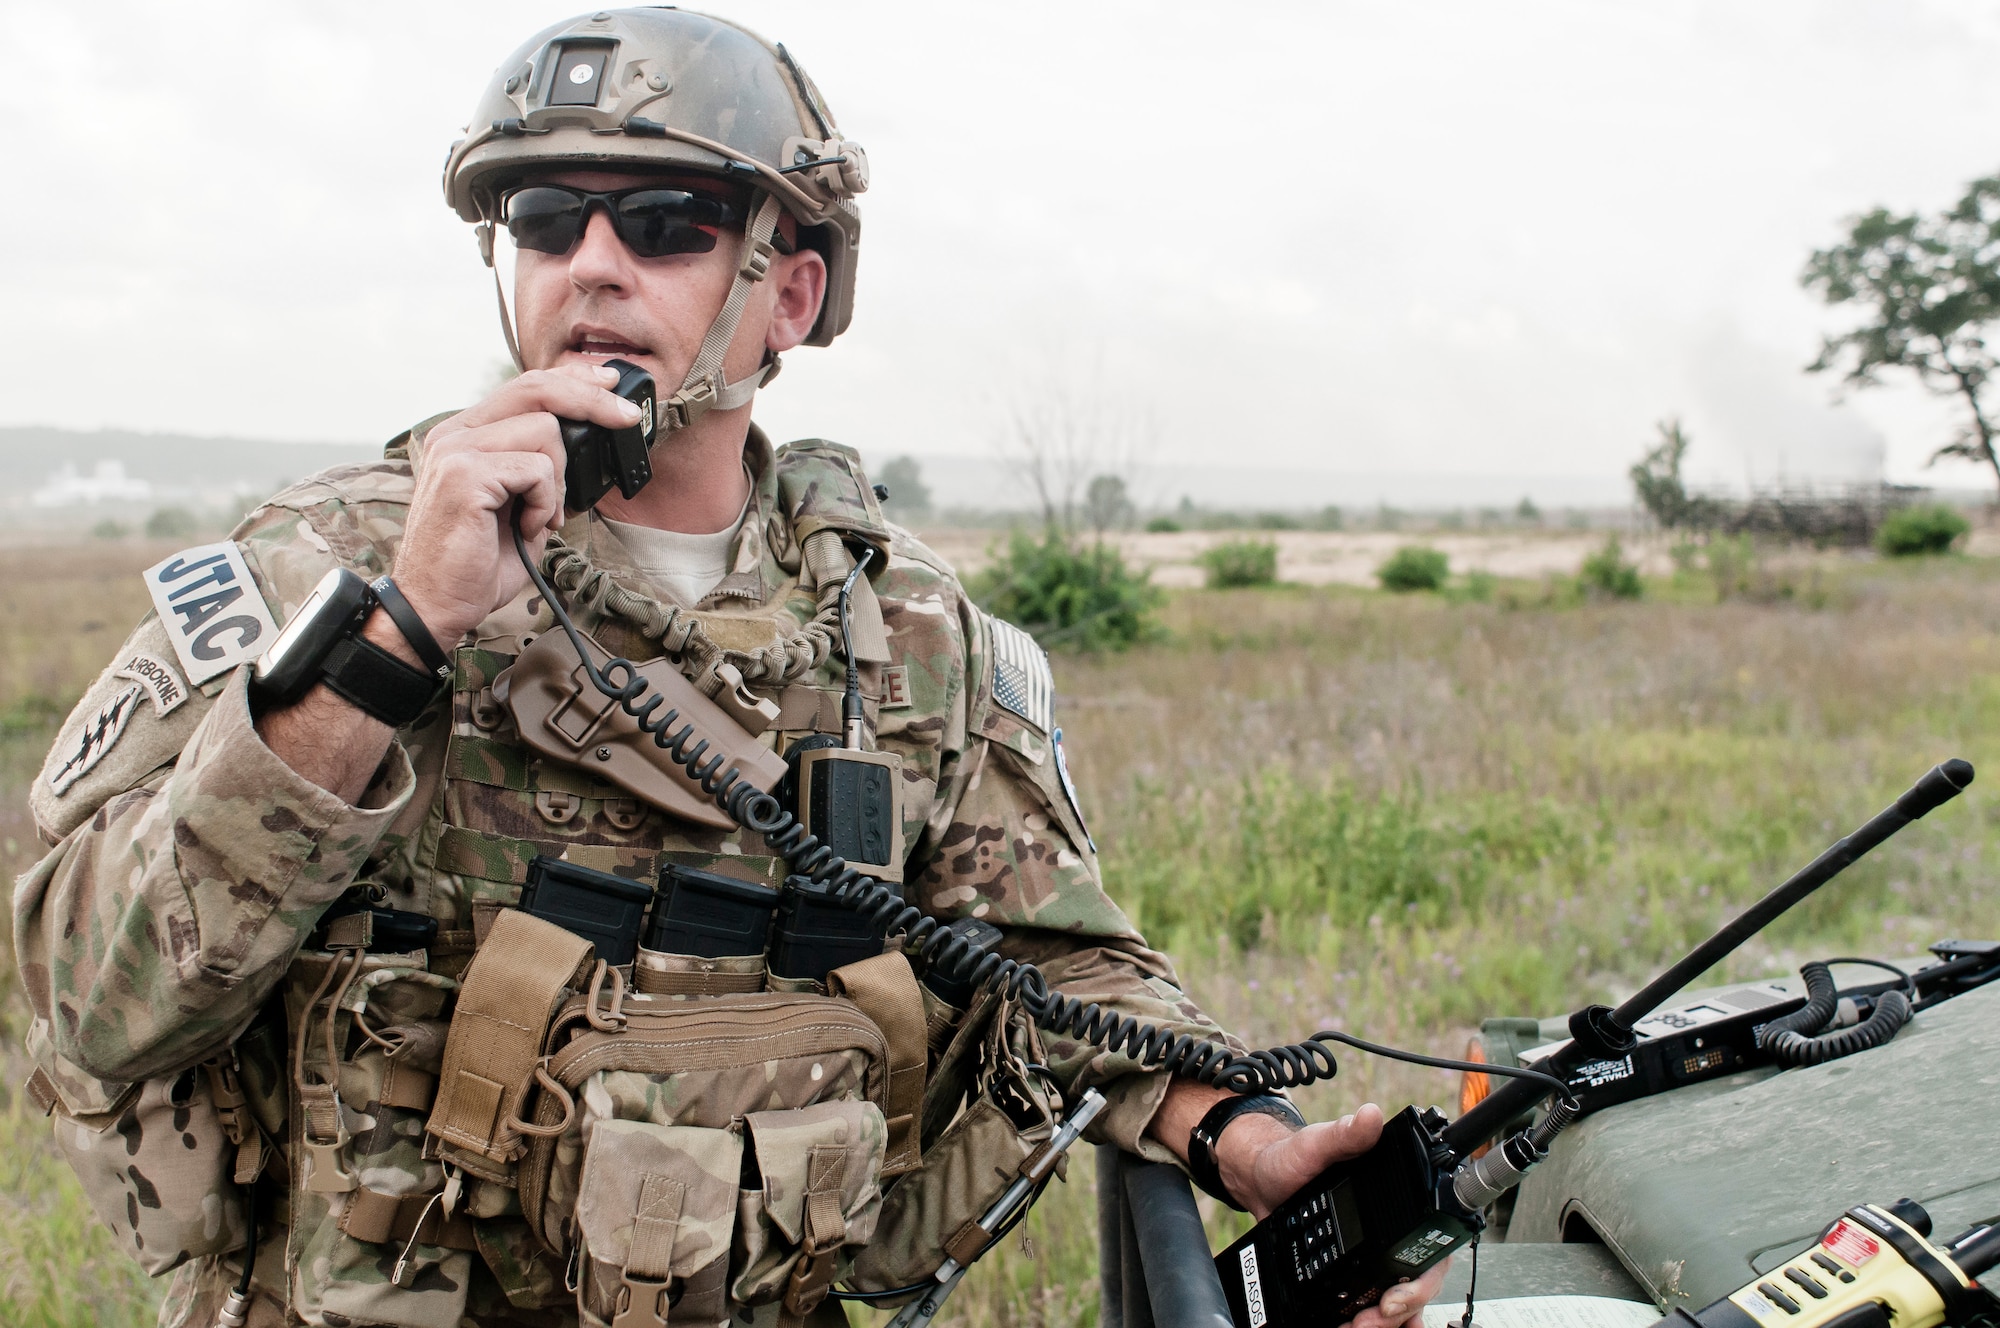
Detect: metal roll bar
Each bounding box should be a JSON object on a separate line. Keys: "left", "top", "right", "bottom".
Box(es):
{"left": 1097, "top": 1145, "right": 1234, "bottom": 1328}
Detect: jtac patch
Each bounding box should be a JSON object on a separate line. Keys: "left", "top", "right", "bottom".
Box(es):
{"left": 48, "top": 684, "right": 143, "bottom": 795}
{"left": 986, "top": 614, "right": 1053, "bottom": 734}
{"left": 143, "top": 543, "right": 280, "bottom": 684}
{"left": 113, "top": 651, "right": 188, "bottom": 717}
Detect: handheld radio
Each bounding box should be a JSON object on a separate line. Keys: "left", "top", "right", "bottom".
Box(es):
{"left": 1671, "top": 1200, "right": 2000, "bottom": 1328}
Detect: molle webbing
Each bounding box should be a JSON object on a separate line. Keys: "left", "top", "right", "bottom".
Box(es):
{"left": 826, "top": 953, "right": 926, "bottom": 1178}
{"left": 426, "top": 909, "right": 593, "bottom": 1172}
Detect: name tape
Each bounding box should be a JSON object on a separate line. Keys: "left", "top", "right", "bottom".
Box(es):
{"left": 143, "top": 542, "right": 280, "bottom": 685}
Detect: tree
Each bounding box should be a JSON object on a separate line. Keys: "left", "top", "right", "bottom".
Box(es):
{"left": 996, "top": 364, "right": 1150, "bottom": 536}
{"left": 876, "top": 455, "right": 931, "bottom": 520}
{"left": 1630, "top": 418, "right": 1717, "bottom": 530}
{"left": 1802, "top": 172, "right": 2000, "bottom": 497}
{"left": 1083, "top": 473, "right": 1134, "bottom": 537}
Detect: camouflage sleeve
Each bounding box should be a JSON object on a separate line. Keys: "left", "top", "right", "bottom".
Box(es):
{"left": 14, "top": 672, "right": 415, "bottom": 1083}
{"left": 906, "top": 597, "right": 1239, "bottom": 1166}
{"left": 12, "top": 466, "right": 422, "bottom": 1087}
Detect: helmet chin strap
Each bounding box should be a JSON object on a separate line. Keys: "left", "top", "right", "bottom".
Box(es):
{"left": 475, "top": 191, "right": 786, "bottom": 421}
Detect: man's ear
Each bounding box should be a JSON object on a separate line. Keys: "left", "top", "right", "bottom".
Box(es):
{"left": 765, "top": 248, "right": 828, "bottom": 353}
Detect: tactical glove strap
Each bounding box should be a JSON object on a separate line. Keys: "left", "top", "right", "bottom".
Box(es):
{"left": 826, "top": 953, "right": 927, "bottom": 1178}
{"left": 426, "top": 909, "right": 594, "bottom": 1174}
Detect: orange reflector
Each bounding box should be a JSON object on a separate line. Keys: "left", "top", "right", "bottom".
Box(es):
{"left": 1458, "top": 1037, "right": 1491, "bottom": 1117}
{"left": 1459, "top": 1037, "right": 1494, "bottom": 1157}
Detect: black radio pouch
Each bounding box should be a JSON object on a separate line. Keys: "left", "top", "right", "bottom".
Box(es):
{"left": 520, "top": 856, "right": 653, "bottom": 966}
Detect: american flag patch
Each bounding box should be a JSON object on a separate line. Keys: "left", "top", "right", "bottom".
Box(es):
{"left": 986, "top": 614, "right": 1053, "bottom": 734}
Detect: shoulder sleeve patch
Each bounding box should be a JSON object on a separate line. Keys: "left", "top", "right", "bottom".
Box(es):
{"left": 46, "top": 684, "right": 143, "bottom": 795}
{"left": 32, "top": 616, "right": 218, "bottom": 838}
{"left": 142, "top": 542, "right": 281, "bottom": 684}
{"left": 984, "top": 613, "right": 1054, "bottom": 735}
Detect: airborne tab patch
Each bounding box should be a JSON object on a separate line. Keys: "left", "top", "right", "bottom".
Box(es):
{"left": 986, "top": 614, "right": 1053, "bottom": 734}
{"left": 114, "top": 651, "right": 188, "bottom": 717}
{"left": 142, "top": 542, "right": 280, "bottom": 684}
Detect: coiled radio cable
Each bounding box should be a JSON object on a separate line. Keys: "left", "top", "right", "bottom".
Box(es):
{"left": 512, "top": 513, "right": 1570, "bottom": 1101}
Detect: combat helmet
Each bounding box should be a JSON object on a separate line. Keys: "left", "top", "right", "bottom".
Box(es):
{"left": 443, "top": 8, "right": 867, "bottom": 429}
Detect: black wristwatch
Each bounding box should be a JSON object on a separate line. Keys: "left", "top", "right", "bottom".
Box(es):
{"left": 1187, "top": 1093, "right": 1306, "bottom": 1211}
{"left": 251, "top": 568, "right": 446, "bottom": 727}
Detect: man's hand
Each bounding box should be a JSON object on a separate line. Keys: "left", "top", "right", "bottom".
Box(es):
{"left": 1151, "top": 1089, "right": 1449, "bottom": 1328}
{"left": 393, "top": 362, "right": 644, "bottom": 643}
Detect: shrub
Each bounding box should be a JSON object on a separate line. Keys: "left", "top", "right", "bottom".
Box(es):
{"left": 1454, "top": 569, "right": 1497, "bottom": 603}
{"left": 1377, "top": 544, "right": 1449, "bottom": 592}
{"left": 144, "top": 506, "right": 197, "bottom": 539}
{"left": 1253, "top": 512, "right": 1297, "bottom": 530}
{"left": 1578, "top": 534, "right": 1643, "bottom": 599}
{"left": 1144, "top": 516, "right": 1182, "bottom": 533}
{"left": 1200, "top": 539, "right": 1279, "bottom": 588}
{"left": 90, "top": 519, "right": 129, "bottom": 539}
{"left": 970, "top": 530, "right": 1163, "bottom": 651}
{"left": 1876, "top": 504, "right": 1969, "bottom": 557}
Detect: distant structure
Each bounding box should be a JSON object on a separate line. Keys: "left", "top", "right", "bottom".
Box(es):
{"left": 31, "top": 460, "right": 154, "bottom": 507}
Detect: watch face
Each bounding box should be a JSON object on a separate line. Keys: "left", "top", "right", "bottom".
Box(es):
{"left": 257, "top": 586, "right": 329, "bottom": 678}
{"left": 251, "top": 566, "right": 369, "bottom": 703}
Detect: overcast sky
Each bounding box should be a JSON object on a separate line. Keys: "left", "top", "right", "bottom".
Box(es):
{"left": 7, "top": 0, "right": 2000, "bottom": 498}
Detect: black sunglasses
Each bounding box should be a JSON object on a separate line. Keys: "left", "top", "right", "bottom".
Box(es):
{"left": 501, "top": 184, "right": 788, "bottom": 260}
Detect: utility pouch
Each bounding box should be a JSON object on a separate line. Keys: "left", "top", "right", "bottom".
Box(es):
{"left": 733, "top": 1102, "right": 888, "bottom": 1317}
{"left": 497, "top": 628, "right": 788, "bottom": 829}
{"left": 31, "top": 1031, "right": 253, "bottom": 1277}
{"left": 573, "top": 1120, "right": 743, "bottom": 1328}
{"left": 848, "top": 992, "right": 1059, "bottom": 1298}
{"left": 844, "top": 1095, "right": 1047, "bottom": 1297}
{"left": 282, "top": 947, "right": 471, "bottom": 1328}
{"left": 519, "top": 989, "right": 889, "bottom": 1253}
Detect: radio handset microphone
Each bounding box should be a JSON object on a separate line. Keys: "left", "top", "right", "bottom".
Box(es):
{"left": 556, "top": 358, "right": 658, "bottom": 512}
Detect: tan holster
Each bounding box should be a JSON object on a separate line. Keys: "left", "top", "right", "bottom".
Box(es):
{"left": 496, "top": 628, "right": 788, "bottom": 829}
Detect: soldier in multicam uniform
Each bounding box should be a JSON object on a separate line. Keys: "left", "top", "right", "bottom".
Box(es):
{"left": 13, "top": 10, "right": 1447, "bottom": 1328}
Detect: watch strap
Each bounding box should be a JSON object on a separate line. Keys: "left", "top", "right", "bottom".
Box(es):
{"left": 320, "top": 634, "right": 442, "bottom": 728}
{"left": 1187, "top": 1093, "right": 1305, "bottom": 1211}
{"left": 368, "top": 576, "right": 452, "bottom": 682}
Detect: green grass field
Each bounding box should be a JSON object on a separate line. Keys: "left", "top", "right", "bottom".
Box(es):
{"left": 4, "top": 541, "right": 1997, "bottom": 1326}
